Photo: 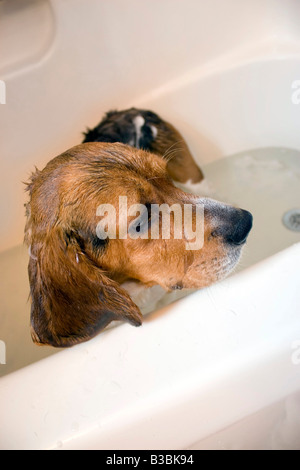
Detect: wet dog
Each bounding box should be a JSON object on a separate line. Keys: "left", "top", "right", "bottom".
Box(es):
{"left": 24, "top": 110, "right": 252, "bottom": 347}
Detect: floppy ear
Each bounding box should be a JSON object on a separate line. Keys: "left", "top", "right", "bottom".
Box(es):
{"left": 28, "top": 227, "right": 142, "bottom": 348}
{"left": 150, "top": 121, "right": 204, "bottom": 184}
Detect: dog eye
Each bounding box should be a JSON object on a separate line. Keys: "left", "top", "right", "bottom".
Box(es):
{"left": 136, "top": 204, "right": 151, "bottom": 233}
{"left": 129, "top": 203, "right": 152, "bottom": 236}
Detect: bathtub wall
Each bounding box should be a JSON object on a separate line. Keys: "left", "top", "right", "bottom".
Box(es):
{"left": 1, "top": 0, "right": 300, "bottom": 252}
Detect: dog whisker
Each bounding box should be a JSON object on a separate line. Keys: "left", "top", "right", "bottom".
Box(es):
{"left": 164, "top": 148, "right": 185, "bottom": 163}
{"left": 162, "top": 140, "right": 185, "bottom": 159}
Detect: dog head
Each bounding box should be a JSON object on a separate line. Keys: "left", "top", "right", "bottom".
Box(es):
{"left": 25, "top": 142, "right": 252, "bottom": 347}
{"left": 83, "top": 107, "right": 204, "bottom": 184}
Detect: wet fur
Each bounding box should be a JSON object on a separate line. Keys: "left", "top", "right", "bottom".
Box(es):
{"left": 25, "top": 132, "right": 251, "bottom": 347}
{"left": 83, "top": 108, "right": 204, "bottom": 184}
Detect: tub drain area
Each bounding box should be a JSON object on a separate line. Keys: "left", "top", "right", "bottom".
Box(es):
{"left": 283, "top": 209, "right": 300, "bottom": 232}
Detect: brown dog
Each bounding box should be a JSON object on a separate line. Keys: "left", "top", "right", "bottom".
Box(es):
{"left": 25, "top": 141, "right": 252, "bottom": 348}
{"left": 82, "top": 107, "right": 204, "bottom": 184}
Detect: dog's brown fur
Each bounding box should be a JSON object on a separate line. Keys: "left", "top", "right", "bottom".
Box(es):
{"left": 149, "top": 120, "right": 204, "bottom": 184}
{"left": 82, "top": 107, "right": 204, "bottom": 184}
{"left": 25, "top": 142, "right": 250, "bottom": 347}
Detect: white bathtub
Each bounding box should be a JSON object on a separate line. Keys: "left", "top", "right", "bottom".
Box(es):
{"left": 0, "top": 0, "right": 300, "bottom": 450}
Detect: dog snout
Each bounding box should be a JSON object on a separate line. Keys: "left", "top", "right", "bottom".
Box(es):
{"left": 205, "top": 200, "right": 253, "bottom": 246}
{"left": 213, "top": 208, "right": 253, "bottom": 245}
{"left": 224, "top": 209, "right": 253, "bottom": 245}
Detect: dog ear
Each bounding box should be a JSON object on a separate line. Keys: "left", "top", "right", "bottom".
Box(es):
{"left": 150, "top": 121, "right": 204, "bottom": 184}
{"left": 28, "top": 227, "right": 142, "bottom": 348}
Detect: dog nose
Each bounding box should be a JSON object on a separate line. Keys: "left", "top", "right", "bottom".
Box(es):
{"left": 209, "top": 206, "right": 253, "bottom": 245}
{"left": 222, "top": 209, "right": 253, "bottom": 245}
